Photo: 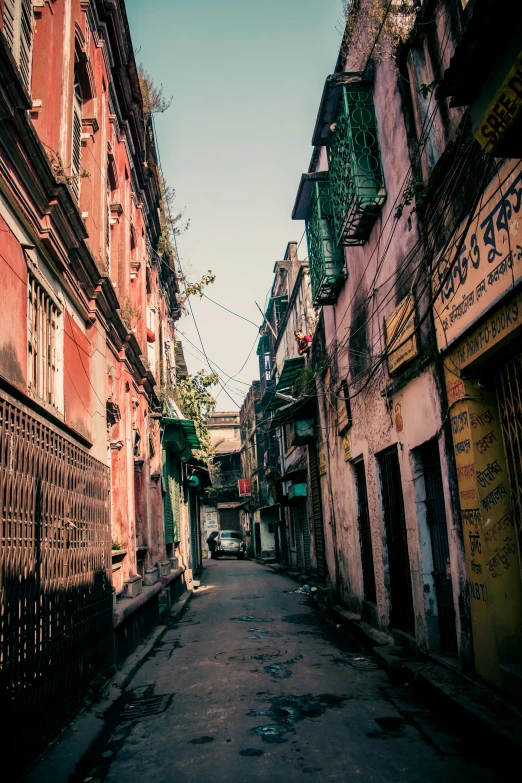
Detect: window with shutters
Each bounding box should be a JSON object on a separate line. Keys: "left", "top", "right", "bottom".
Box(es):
{"left": 71, "top": 68, "right": 83, "bottom": 201}
{"left": 106, "top": 176, "right": 111, "bottom": 274}
{"left": 2, "top": 0, "right": 34, "bottom": 92}
{"left": 27, "top": 272, "right": 60, "bottom": 407}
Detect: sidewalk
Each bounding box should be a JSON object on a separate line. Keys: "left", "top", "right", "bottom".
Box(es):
{"left": 24, "top": 590, "right": 193, "bottom": 783}
{"left": 264, "top": 562, "right": 522, "bottom": 757}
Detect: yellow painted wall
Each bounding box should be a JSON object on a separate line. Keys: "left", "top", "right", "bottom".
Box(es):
{"left": 444, "top": 359, "right": 522, "bottom": 693}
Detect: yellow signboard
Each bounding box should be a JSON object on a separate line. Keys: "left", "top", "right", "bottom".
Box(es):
{"left": 475, "top": 52, "right": 522, "bottom": 151}
{"left": 433, "top": 160, "right": 522, "bottom": 351}
{"left": 385, "top": 295, "right": 418, "bottom": 374}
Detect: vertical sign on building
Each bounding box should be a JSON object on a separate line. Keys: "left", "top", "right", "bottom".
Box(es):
{"left": 238, "top": 478, "right": 251, "bottom": 497}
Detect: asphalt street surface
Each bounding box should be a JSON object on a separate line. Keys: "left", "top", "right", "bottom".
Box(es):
{"left": 74, "top": 560, "right": 506, "bottom": 783}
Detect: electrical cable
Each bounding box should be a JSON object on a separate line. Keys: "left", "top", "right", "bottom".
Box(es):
{"left": 151, "top": 118, "right": 242, "bottom": 409}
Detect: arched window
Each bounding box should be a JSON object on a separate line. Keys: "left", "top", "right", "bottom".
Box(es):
{"left": 70, "top": 67, "right": 83, "bottom": 201}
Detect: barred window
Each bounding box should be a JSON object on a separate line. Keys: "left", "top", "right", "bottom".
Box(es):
{"left": 2, "top": 0, "right": 34, "bottom": 91}
{"left": 27, "top": 273, "right": 59, "bottom": 407}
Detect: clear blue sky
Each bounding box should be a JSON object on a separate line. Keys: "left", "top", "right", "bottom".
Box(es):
{"left": 126, "top": 0, "right": 343, "bottom": 410}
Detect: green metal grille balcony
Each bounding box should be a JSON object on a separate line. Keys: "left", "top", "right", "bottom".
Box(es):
{"left": 293, "top": 171, "right": 346, "bottom": 305}
{"left": 327, "top": 82, "right": 386, "bottom": 245}
{"left": 306, "top": 177, "right": 346, "bottom": 304}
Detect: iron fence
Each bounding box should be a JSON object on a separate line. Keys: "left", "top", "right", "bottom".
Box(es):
{"left": 0, "top": 391, "right": 112, "bottom": 776}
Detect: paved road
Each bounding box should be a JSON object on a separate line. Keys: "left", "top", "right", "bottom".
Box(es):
{"left": 74, "top": 560, "right": 505, "bottom": 783}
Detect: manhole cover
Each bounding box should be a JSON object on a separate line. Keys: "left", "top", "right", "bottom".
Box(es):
{"left": 214, "top": 647, "right": 285, "bottom": 663}
{"left": 120, "top": 694, "right": 173, "bottom": 722}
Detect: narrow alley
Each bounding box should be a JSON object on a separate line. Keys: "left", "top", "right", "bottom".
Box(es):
{"left": 73, "top": 561, "right": 504, "bottom": 783}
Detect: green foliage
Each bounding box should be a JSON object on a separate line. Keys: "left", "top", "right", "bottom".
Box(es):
{"left": 112, "top": 539, "right": 122, "bottom": 551}
{"left": 294, "top": 365, "right": 316, "bottom": 398}
{"left": 394, "top": 177, "right": 426, "bottom": 220}
{"left": 45, "top": 145, "right": 90, "bottom": 188}
{"left": 418, "top": 80, "right": 441, "bottom": 99}
{"left": 177, "top": 370, "right": 218, "bottom": 456}
{"left": 120, "top": 296, "right": 142, "bottom": 330}
{"left": 179, "top": 270, "right": 216, "bottom": 304}
{"left": 138, "top": 64, "right": 173, "bottom": 120}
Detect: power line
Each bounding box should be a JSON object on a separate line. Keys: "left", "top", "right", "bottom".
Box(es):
{"left": 201, "top": 293, "right": 260, "bottom": 328}
{"left": 151, "top": 118, "right": 242, "bottom": 409}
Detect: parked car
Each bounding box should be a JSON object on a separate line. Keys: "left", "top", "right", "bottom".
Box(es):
{"left": 215, "top": 530, "right": 246, "bottom": 559}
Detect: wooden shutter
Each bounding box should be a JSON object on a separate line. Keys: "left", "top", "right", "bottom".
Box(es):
{"left": 3, "top": 0, "right": 16, "bottom": 51}
{"left": 71, "top": 105, "right": 82, "bottom": 200}
{"left": 19, "top": 0, "right": 33, "bottom": 90}
{"left": 164, "top": 452, "right": 181, "bottom": 545}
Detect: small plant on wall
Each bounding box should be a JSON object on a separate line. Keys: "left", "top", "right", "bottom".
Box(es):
{"left": 120, "top": 296, "right": 142, "bottom": 331}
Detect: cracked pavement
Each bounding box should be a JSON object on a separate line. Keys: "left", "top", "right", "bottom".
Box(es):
{"left": 72, "top": 560, "right": 506, "bottom": 783}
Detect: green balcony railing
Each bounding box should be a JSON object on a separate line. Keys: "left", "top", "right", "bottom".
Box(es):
{"left": 306, "top": 178, "right": 346, "bottom": 305}
{"left": 328, "top": 83, "right": 386, "bottom": 245}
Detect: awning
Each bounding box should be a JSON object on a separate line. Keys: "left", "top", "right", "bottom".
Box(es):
{"left": 265, "top": 295, "right": 288, "bottom": 320}
{"left": 257, "top": 334, "right": 269, "bottom": 355}
{"left": 311, "top": 71, "right": 368, "bottom": 147}
{"left": 278, "top": 460, "right": 307, "bottom": 482}
{"left": 163, "top": 417, "right": 201, "bottom": 457}
{"left": 292, "top": 171, "right": 329, "bottom": 221}
{"left": 265, "top": 357, "right": 305, "bottom": 413}
{"left": 217, "top": 501, "right": 249, "bottom": 510}
{"left": 268, "top": 395, "right": 308, "bottom": 424}
{"left": 276, "top": 356, "right": 305, "bottom": 392}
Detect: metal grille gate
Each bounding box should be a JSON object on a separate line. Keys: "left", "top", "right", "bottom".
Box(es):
{"left": 0, "top": 392, "right": 112, "bottom": 774}
{"left": 420, "top": 441, "right": 457, "bottom": 655}
{"left": 354, "top": 459, "right": 376, "bottom": 603}
{"left": 378, "top": 447, "right": 415, "bottom": 633}
{"left": 308, "top": 444, "right": 327, "bottom": 582}
{"left": 496, "top": 353, "right": 522, "bottom": 561}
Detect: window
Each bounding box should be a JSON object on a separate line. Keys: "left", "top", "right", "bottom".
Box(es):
{"left": 27, "top": 272, "right": 59, "bottom": 407}
{"left": 2, "top": 0, "right": 34, "bottom": 91}
{"left": 71, "top": 68, "right": 83, "bottom": 201}
{"left": 106, "top": 175, "right": 111, "bottom": 274}
{"left": 337, "top": 379, "right": 352, "bottom": 434}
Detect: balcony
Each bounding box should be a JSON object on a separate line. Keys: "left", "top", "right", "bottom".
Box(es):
{"left": 293, "top": 171, "right": 346, "bottom": 305}
{"left": 311, "top": 73, "right": 386, "bottom": 246}
{"left": 328, "top": 82, "right": 386, "bottom": 244}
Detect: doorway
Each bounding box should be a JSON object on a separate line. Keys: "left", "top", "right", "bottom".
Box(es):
{"left": 378, "top": 446, "right": 415, "bottom": 633}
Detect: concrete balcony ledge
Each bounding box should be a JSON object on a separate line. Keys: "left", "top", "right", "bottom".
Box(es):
{"left": 114, "top": 566, "right": 186, "bottom": 629}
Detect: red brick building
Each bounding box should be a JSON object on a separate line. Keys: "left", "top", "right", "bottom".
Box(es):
{"left": 0, "top": 1, "right": 202, "bottom": 768}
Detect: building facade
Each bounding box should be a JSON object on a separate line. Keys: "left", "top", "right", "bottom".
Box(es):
{"left": 201, "top": 411, "right": 244, "bottom": 556}
{"left": 244, "top": 0, "right": 522, "bottom": 699}
{"left": 0, "top": 0, "right": 202, "bottom": 770}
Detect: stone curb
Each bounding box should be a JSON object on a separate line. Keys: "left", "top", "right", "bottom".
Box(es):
{"left": 24, "top": 589, "right": 193, "bottom": 783}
